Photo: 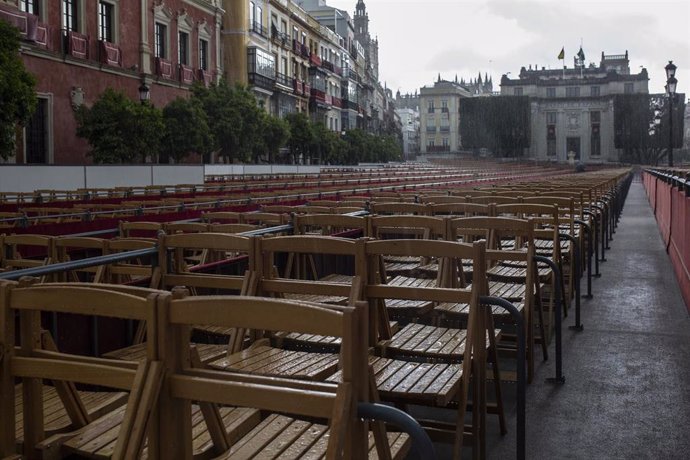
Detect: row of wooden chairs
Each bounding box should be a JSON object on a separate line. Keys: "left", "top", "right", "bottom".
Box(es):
{"left": 1, "top": 223, "right": 535, "bottom": 458}
{"left": 0, "top": 233, "right": 508, "bottom": 458}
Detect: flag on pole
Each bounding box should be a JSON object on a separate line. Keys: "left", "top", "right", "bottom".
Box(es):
{"left": 557, "top": 47, "right": 565, "bottom": 60}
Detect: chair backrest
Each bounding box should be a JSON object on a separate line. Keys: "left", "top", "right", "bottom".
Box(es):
{"left": 257, "top": 235, "right": 362, "bottom": 303}
{"left": 429, "top": 202, "right": 493, "bottom": 217}
{"left": 157, "top": 295, "right": 369, "bottom": 459}
{"left": 369, "top": 215, "right": 447, "bottom": 240}
{"left": 492, "top": 205, "right": 560, "bottom": 259}
{"left": 240, "top": 211, "right": 287, "bottom": 226}
{"left": 164, "top": 222, "right": 210, "bottom": 234}
{"left": 369, "top": 202, "right": 430, "bottom": 216}
{"left": 360, "top": 238, "right": 486, "bottom": 332}
{"left": 468, "top": 195, "right": 523, "bottom": 205}
{"left": 54, "top": 236, "right": 108, "bottom": 283}
{"left": 419, "top": 195, "right": 468, "bottom": 204}
{"left": 0, "top": 281, "right": 167, "bottom": 459}
{"left": 0, "top": 212, "right": 24, "bottom": 229}
{"left": 293, "top": 214, "right": 368, "bottom": 236}
{"left": 159, "top": 233, "right": 256, "bottom": 294}
{"left": 200, "top": 211, "right": 242, "bottom": 224}
{"left": 207, "top": 223, "right": 259, "bottom": 234}
{"left": 106, "top": 238, "right": 160, "bottom": 288}
{"left": 119, "top": 221, "right": 163, "bottom": 239}
{"left": 1, "top": 234, "right": 54, "bottom": 274}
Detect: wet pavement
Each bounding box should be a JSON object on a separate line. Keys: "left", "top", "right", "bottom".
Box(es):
{"left": 474, "top": 178, "right": 690, "bottom": 460}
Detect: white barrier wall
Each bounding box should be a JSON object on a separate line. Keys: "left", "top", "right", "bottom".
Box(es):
{"left": 0, "top": 166, "right": 85, "bottom": 192}
{"left": 0, "top": 164, "right": 322, "bottom": 193}
{"left": 151, "top": 166, "right": 204, "bottom": 185}
{"left": 85, "top": 166, "right": 153, "bottom": 188}
{"left": 203, "top": 165, "right": 323, "bottom": 176}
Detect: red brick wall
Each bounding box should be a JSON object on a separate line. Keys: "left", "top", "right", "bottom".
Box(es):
{"left": 7, "top": 0, "right": 220, "bottom": 164}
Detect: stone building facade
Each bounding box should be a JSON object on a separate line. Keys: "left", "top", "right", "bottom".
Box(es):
{"left": 419, "top": 78, "right": 470, "bottom": 154}
{"left": 500, "top": 51, "right": 649, "bottom": 163}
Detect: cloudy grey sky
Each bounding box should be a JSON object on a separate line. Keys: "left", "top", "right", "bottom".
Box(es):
{"left": 327, "top": 0, "right": 690, "bottom": 96}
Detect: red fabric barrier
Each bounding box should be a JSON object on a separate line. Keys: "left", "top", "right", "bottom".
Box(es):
{"left": 643, "top": 172, "right": 690, "bottom": 312}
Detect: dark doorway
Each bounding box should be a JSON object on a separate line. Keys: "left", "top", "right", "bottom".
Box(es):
{"left": 25, "top": 98, "right": 48, "bottom": 164}
{"left": 566, "top": 136, "right": 580, "bottom": 161}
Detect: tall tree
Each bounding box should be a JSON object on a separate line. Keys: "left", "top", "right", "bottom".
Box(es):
{"left": 0, "top": 20, "right": 37, "bottom": 159}
{"left": 614, "top": 93, "right": 686, "bottom": 165}
{"left": 161, "top": 97, "right": 213, "bottom": 163}
{"left": 76, "top": 89, "right": 163, "bottom": 164}
{"left": 257, "top": 114, "right": 290, "bottom": 163}
{"left": 285, "top": 112, "right": 313, "bottom": 164}
{"left": 191, "top": 80, "right": 264, "bottom": 163}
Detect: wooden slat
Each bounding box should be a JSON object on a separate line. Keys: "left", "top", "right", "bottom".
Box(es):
{"left": 11, "top": 357, "right": 137, "bottom": 391}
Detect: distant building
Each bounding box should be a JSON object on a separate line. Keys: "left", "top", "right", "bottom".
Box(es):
{"left": 419, "top": 76, "right": 471, "bottom": 154}
{"left": 396, "top": 107, "right": 419, "bottom": 160}
{"left": 459, "top": 73, "right": 494, "bottom": 96}
{"left": 500, "top": 50, "right": 649, "bottom": 163}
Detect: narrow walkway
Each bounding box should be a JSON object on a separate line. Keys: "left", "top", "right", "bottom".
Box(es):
{"left": 486, "top": 180, "right": 690, "bottom": 459}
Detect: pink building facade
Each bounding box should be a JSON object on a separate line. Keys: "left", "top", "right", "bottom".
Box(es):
{"left": 0, "top": 0, "right": 223, "bottom": 164}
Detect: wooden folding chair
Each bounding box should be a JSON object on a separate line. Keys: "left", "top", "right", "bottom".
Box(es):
{"left": 158, "top": 295, "right": 408, "bottom": 459}
{"left": 0, "top": 281, "right": 166, "bottom": 460}
{"left": 53, "top": 237, "right": 108, "bottom": 283}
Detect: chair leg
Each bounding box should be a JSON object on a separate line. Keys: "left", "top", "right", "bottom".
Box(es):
{"left": 489, "top": 343, "right": 507, "bottom": 435}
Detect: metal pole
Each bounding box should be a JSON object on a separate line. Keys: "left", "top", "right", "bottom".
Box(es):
{"left": 668, "top": 94, "right": 674, "bottom": 167}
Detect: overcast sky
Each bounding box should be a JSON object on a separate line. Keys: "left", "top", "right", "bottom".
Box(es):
{"left": 327, "top": 0, "right": 690, "bottom": 96}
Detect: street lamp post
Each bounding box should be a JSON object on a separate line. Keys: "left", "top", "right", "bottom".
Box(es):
{"left": 138, "top": 81, "right": 150, "bottom": 105}
{"left": 665, "top": 61, "right": 677, "bottom": 167}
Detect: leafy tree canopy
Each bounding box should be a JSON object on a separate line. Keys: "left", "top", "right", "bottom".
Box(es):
{"left": 257, "top": 114, "right": 290, "bottom": 163}
{"left": 76, "top": 89, "right": 163, "bottom": 164}
{"left": 162, "top": 97, "right": 213, "bottom": 163}
{"left": 285, "top": 112, "right": 313, "bottom": 164}
{"left": 0, "top": 20, "right": 37, "bottom": 159}
{"left": 614, "top": 93, "right": 686, "bottom": 165}
{"left": 191, "top": 80, "right": 264, "bottom": 163}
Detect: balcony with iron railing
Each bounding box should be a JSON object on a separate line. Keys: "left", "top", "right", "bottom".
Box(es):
{"left": 292, "top": 40, "right": 309, "bottom": 58}
{"left": 426, "top": 126, "right": 437, "bottom": 133}
{"left": 439, "top": 125, "right": 451, "bottom": 133}
{"left": 309, "top": 53, "right": 322, "bottom": 67}
{"left": 271, "top": 26, "right": 290, "bottom": 47}
{"left": 249, "top": 21, "right": 268, "bottom": 37}
{"left": 248, "top": 71, "right": 275, "bottom": 91}
{"left": 310, "top": 87, "right": 326, "bottom": 102}
{"left": 293, "top": 78, "right": 304, "bottom": 95}
{"left": 275, "top": 72, "right": 291, "bottom": 88}
{"left": 322, "top": 60, "right": 334, "bottom": 72}
{"left": 426, "top": 145, "right": 451, "bottom": 152}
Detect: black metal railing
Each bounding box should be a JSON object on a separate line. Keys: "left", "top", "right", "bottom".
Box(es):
{"left": 275, "top": 72, "right": 290, "bottom": 88}
{"left": 249, "top": 21, "right": 267, "bottom": 37}
{"left": 646, "top": 168, "right": 690, "bottom": 197}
